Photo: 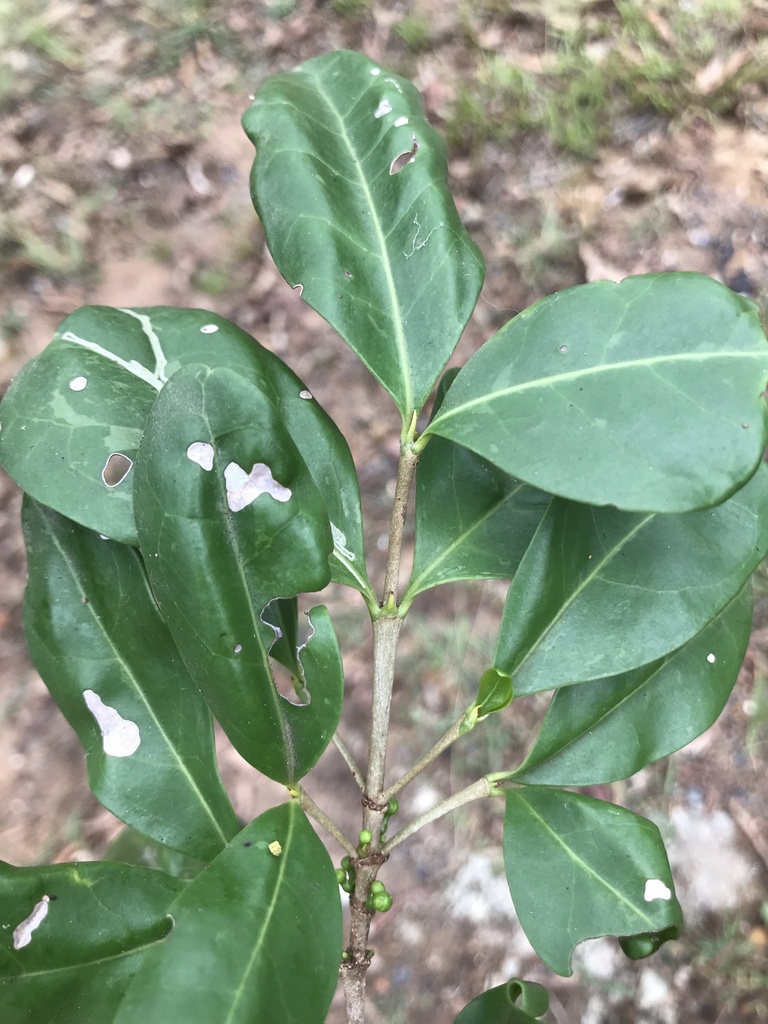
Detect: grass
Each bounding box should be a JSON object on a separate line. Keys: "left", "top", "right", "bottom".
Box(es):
{"left": 449, "top": 0, "right": 768, "bottom": 157}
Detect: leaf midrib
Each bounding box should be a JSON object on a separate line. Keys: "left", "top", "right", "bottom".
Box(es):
{"left": 509, "top": 793, "right": 658, "bottom": 930}
{"left": 431, "top": 349, "right": 766, "bottom": 430}
{"left": 223, "top": 806, "right": 296, "bottom": 1024}
{"left": 503, "top": 507, "right": 653, "bottom": 678}
{"left": 308, "top": 65, "right": 413, "bottom": 414}
{"left": 43, "top": 512, "right": 232, "bottom": 847}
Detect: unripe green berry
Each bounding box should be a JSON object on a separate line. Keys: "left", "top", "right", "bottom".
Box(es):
{"left": 387, "top": 798, "right": 399, "bottom": 815}
{"left": 370, "top": 880, "right": 385, "bottom": 895}
{"left": 372, "top": 891, "right": 393, "bottom": 913}
{"left": 335, "top": 868, "right": 347, "bottom": 886}
{"left": 358, "top": 829, "right": 372, "bottom": 847}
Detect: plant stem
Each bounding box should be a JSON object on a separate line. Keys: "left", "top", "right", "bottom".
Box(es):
{"left": 296, "top": 786, "right": 358, "bottom": 858}
{"left": 381, "top": 444, "right": 419, "bottom": 607}
{"left": 342, "top": 438, "right": 420, "bottom": 1024}
{"left": 381, "top": 709, "right": 469, "bottom": 803}
{"left": 382, "top": 775, "right": 500, "bottom": 854}
{"left": 333, "top": 731, "right": 366, "bottom": 791}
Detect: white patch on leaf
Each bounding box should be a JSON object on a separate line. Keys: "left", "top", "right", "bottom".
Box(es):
{"left": 186, "top": 441, "right": 214, "bottom": 471}
{"left": 292, "top": 283, "right": 304, "bottom": 297}
{"left": 374, "top": 99, "right": 393, "bottom": 118}
{"left": 393, "top": 116, "right": 409, "bottom": 127}
{"left": 706, "top": 653, "right": 716, "bottom": 664}
{"left": 69, "top": 376, "right": 88, "bottom": 392}
{"left": 331, "top": 523, "right": 355, "bottom": 561}
{"left": 83, "top": 690, "right": 141, "bottom": 757}
{"left": 13, "top": 895, "right": 50, "bottom": 950}
{"left": 370, "top": 67, "right": 381, "bottom": 76}
{"left": 299, "top": 389, "right": 312, "bottom": 400}
{"left": 224, "top": 462, "right": 291, "bottom": 512}
{"left": 200, "top": 324, "right": 219, "bottom": 334}
{"left": 644, "top": 878, "right": 672, "bottom": 902}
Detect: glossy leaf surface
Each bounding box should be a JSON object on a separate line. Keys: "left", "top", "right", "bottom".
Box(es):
{"left": 495, "top": 464, "right": 768, "bottom": 693}
{"left": 427, "top": 274, "right": 768, "bottom": 513}
{"left": 115, "top": 803, "right": 342, "bottom": 1024}
{"left": 243, "top": 50, "right": 485, "bottom": 418}
{"left": 0, "top": 860, "right": 182, "bottom": 1023}
{"left": 454, "top": 979, "right": 549, "bottom": 1023}
{"left": 0, "top": 306, "right": 368, "bottom": 592}
{"left": 134, "top": 364, "right": 343, "bottom": 783}
{"left": 504, "top": 788, "right": 682, "bottom": 976}
{"left": 106, "top": 827, "right": 206, "bottom": 881}
{"left": 514, "top": 587, "right": 752, "bottom": 785}
{"left": 404, "top": 433, "right": 549, "bottom": 606}
{"left": 22, "top": 498, "right": 238, "bottom": 861}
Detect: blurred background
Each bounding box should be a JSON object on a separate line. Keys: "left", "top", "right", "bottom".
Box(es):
{"left": 1, "top": 1, "right": 768, "bottom": 1021}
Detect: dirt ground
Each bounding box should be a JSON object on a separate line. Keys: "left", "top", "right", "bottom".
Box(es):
{"left": 2, "top": 2, "right": 768, "bottom": 1021}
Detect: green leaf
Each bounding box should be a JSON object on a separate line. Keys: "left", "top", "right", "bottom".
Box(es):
{"left": 503, "top": 787, "right": 682, "bottom": 976}
{"left": 427, "top": 274, "right": 768, "bottom": 513}
{"left": 404, "top": 434, "right": 550, "bottom": 606}
{"left": 0, "top": 860, "right": 182, "bottom": 1023}
{"left": 494, "top": 463, "right": 768, "bottom": 694}
{"left": 476, "top": 668, "right": 514, "bottom": 718}
{"left": 454, "top": 978, "right": 549, "bottom": 1023}
{"left": 134, "top": 364, "right": 343, "bottom": 783}
{"left": 513, "top": 586, "right": 753, "bottom": 785}
{"left": 242, "top": 50, "right": 485, "bottom": 418}
{"left": 114, "top": 802, "right": 342, "bottom": 1024}
{"left": 21, "top": 497, "right": 239, "bottom": 862}
{"left": 0, "top": 307, "right": 369, "bottom": 593}
{"left": 106, "top": 827, "right": 206, "bottom": 880}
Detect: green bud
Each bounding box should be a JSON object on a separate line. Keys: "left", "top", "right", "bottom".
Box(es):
{"left": 387, "top": 798, "right": 399, "bottom": 816}
{"left": 335, "top": 868, "right": 347, "bottom": 886}
{"left": 372, "top": 891, "right": 393, "bottom": 913}
{"left": 370, "top": 880, "right": 385, "bottom": 895}
{"left": 358, "top": 829, "right": 372, "bottom": 847}
{"left": 341, "top": 856, "right": 351, "bottom": 870}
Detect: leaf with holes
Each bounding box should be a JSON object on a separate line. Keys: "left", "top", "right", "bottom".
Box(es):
{"left": 454, "top": 979, "right": 549, "bottom": 1024}
{"left": 242, "top": 50, "right": 485, "bottom": 419}
{"left": 513, "top": 586, "right": 753, "bottom": 785}
{"left": 0, "top": 307, "right": 369, "bottom": 595}
{"left": 114, "top": 803, "right": 342, "bottom": 1024}
{"left": 426, "top": 274, "right": 768, "bottom": 513}
{"left": 0, "top": 860, "right": 182, "bottom": 1022}
{"left": 21, "top": 497, "right": 239, "bottom": 862}
{"left": 493, "top": 463, "right": 768, "bottom": 694}
{"left": 134, "top": 364, "right": 343, "bottom": 784}
{"left": 503, "top": 788, "right": 682, "bottom": 976}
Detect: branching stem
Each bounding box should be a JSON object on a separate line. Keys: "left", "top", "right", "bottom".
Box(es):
{"left": 382, "top": 775, "right": 501, "bottom": 854}
{"left": 296, "top": 786, "right": 358, "bottom": 858}
{"left": 333, "top": 732, "right": 366, "bottom": 791}
{"left": 381, "top": 709, "right": 469, "bottom": 803}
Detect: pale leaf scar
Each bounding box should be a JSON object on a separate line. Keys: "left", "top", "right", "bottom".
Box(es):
{"left": 643, "top": 878, "right": 672, "bottom": 902}
{"left": 224, "top": 462, "right": 292, "bottom": 512}
{"left": 13, "top": 895, "right": 50, "bottom": 949}
{"left": 83, "top": 690, "right": 141, "bottom": 757}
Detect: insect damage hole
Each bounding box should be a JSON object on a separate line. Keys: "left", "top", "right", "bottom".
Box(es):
{"left": 69, "top": 376, "right": 88, "bottom": 392}
{"left": 13, "top": 895, "right": 50, "bottom": 949}
{"left": 83, "top": 690, "right": 141, "bottom": 757}
{"left": 389, "top": 135, "right": 419, "bottom": 175}
{"left": 101, "top": 453, "right": 133, "bottom": 488}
